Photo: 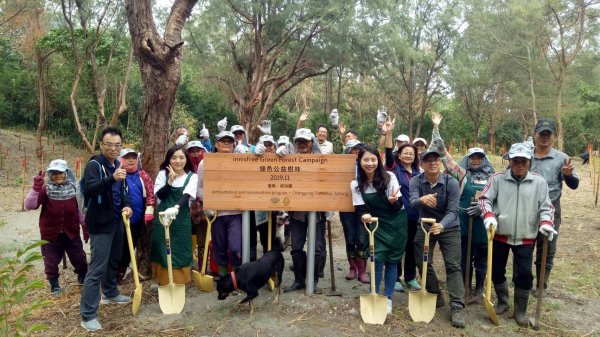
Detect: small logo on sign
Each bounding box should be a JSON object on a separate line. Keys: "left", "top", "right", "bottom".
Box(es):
{"left": 270, "top": 197, "right": 280, "bottom": 204}
{"left": 283, "top": 197, "right": 290, "bottom": 206}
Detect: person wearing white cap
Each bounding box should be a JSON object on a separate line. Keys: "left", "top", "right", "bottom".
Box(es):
{"left": 479, "top": 142, "right": 555, "bottom": 327}
{"left": 395, "top": 134, "right": 410, "bottom": 149}
{"left": 231, "top": 125, "right": 254, "bottom": 153}
{"left": 429, "top": 113, "right": 495, "bottom": 304}
{"left": 24, "top": 159, "right": 89, "bottom": 296}
{"left": 186, "top": 140, "right": 205, "bottom": 173}
{"left": 412, "top": 137, "right": 428, "bottom": 158}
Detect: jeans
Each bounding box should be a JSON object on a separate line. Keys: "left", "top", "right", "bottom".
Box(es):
{"left": 460, "top": 236, "right": 487, "bottom": 279}
{"left": 211, "top": 214, "right": 243, "bottom": 267}
{"left": 414, "top": 228, "right": 465, "bottom": 308}
{"left": 339, "top": 211, "right": 365, "bottom": 255}
{"left": 80, "top": 222, "right": 124, "bottom": 321}
{"left": 375, "top": 261, "right": 397, "bottom": 299}
{"left": 492, "top": 240, "right": 534, "bottom": 290}
{"left": 397, "top": 218, "right": 418, "bottom": 282}
{"left": 290, "top": 217, "right": 325, "bottom": 280}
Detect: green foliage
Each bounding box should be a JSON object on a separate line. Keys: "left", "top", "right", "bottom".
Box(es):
{"left": 0, "top": 241, "right": 51, "bottom": 337}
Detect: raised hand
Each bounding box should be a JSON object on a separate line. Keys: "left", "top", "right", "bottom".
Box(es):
{"left": 217, "top": 117, "right": 228, "bottom": 132}
{"left": 561, "top": 158, "right": 574, "bottom": 176}
{"left": 381, "top": 116, "right": 395, "bottom": 134}
{"left": 338, "top": 122, "right": 346, "bottom": 135}
{"left": 388, "top": 186, "right": 401, "bottom": 204}
{"left": 33, "top": 170, "right": 45, "bottom": 192}
{"left": 257, "top": 120, "right": 272, "bottom": 135}
{"left": 299, "top": 110, "right": 310, "bottom": 122}
{"left": 167, "top": 165, "right": 177, "bottom": 185}
{"left": 113, "top": 168, "right": 126, "bottom": 181}
{"left": 329, "top": 109, "right": 339, "bottom": 129}
{"left": 199, "top": 123, "right": 209, "bottom": 139}
{"left": 432, "top": 112, "right": 443, "bottom": 127}
{"left": 376, "top": 107, "right": 388, "bottom": 125}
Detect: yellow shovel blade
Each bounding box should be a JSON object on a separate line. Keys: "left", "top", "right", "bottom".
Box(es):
{"left": 158, "top": 283, "right": 186, "bottom": 314}
{"left": 408, "top": 290, "right": 437, "bottom": 323}
{"left": 484, "top": 294, "right": 499, "bottom": 325}
{"left": 267, "top": 278, "right": 275, "bottom": 291}
{"left": 197, "top": 272, "right": 214, "bottom": 292}
{"left": 131, "top": 285, "right": 142, "bottom": 316}
{"left": 360, "top": 293, "right": 388, "bottom": 325}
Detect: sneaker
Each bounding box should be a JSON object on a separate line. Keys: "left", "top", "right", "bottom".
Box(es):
{"left": 450, "top": 305, "right": 465, "bottom": 328}
{"left": 50, "top": 287, "right": 62, "bottom": 296}
{"left": 387, "top": 299, "right": 393, "bottom": 315}
{"left": 100, "top": 294, "right": 132, "bottom": 304}
{"left": 81, "top": 318, "right": 103, "bottom": 332}
{"left": 406, "top": 279, "right": 422, "bottom": 291}
{"left": 394, "top": 281, "right": 405, "bottom": 292}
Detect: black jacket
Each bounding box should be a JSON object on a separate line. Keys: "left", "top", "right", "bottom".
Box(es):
{"left": 83, "top": 154, "right": 131, "bottom": 234}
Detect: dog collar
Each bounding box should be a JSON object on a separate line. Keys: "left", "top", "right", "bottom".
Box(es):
{"left": 230, "top": 271, "right": 238, "bottom": 290}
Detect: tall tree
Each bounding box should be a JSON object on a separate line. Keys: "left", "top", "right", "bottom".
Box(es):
{"left": 125, "top": 0, "right": 197, "bottom": 178}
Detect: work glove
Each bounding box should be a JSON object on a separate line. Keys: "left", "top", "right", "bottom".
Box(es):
{"left": 258, "top": 120, "right": 272, "bottom": 135}
{"left": 234, "top": 144, "right": 248, "bottom": 154}
{"left": 32, "top": 171, "right": 45, "bottom": 192}
{"left": 175, "top": 132, "right": 188, "bottom": 146}
{"left": 164, "top": 206, "right": 179, "bottom": 221}
{"left": 466, "top": 201, "right": 481, "bottom": 217}
{"left": 254, "top": 143, "right": 266, "bottom": 156}
{"left": 81, "top": 224, "right": 90, "bottom": 244}
{"left": 144, "top": 206, "right": 155, "bottom": 225}
{"left": 276, "top": 144, "right": 288, "bottom": 157}
{"left": 432, "top": 137, "right": 446, "bottom": 153}
{"left": 524, "top": 136, "right": 534, "bottom": 150}
{"left": 376, "top": 108, "right": 388, "bottom": 125}
{"left": 539, "top": 224, "right": 558, "bottom": 241}
{"left": 329, "top": 109, "right": 339, "bottom": 129}
{"left": 217, "top": 117, "right": 227, "bottom": 132}
{"left": 483, "top": 217, "right": 497, "bottom": 231}
{"left": 204, "top": 209, "right": 215, "bottom": 219}
{"left": 199, "top": 124, "right": 209, "bottom": 140}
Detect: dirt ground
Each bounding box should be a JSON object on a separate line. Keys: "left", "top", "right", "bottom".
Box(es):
{"left": 1, "top": 128, "right": 599, "bottom": 337}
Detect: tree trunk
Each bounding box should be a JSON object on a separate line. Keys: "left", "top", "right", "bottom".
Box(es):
{"left": 526, "top": 45, "right": 537, "bottom": 127}
{"left": 555, "top": 70, "right": 564, "bottom": 151}
{"left": 110, "top": 46, "right": 134, "bottom": 127}
{"left": 70, "top": 61, "right": 94, "bottom": 153}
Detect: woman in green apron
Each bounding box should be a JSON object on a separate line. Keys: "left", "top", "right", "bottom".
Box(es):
{"left": 429, "top": 113, "right": 495, "bottom": 303}
{"left": 351, "top": 146, "right": 407, "bottom": 315}
{"left": 151, "top": 145, "right": 198, "bottom": 286}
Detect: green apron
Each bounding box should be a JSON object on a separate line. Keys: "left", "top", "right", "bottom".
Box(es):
{"left": 362, "top": 191, "right": 407, "bottom": 263}
{"left": 151, "top": 172, "right": 193, "bottom": 268}
{"left": 459, "top": 177, "right": 487, "bottom": 246}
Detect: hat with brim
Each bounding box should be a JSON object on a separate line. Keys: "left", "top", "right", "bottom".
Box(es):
{"left": 413, "top": 137, "right": 427, "bottom": 146}
{"left": 421, "top": 148, "right": 441, "bottom": 161}
{"left": 293, "top": 128, "right": 314, "bottom": 142}
{"left": 186, "top": 140, "right": 204, "bottom": 150}
{"left": 47, "top": 159, "right": 69, "bottom": 172}
{"left": 259, "top": 135, "right": 275, "bottom": 144}
{"left": 535, "top": 118, "right": 556, "bottom": 134}
{"left": 467, "top": 147, "right": 485, "bottom": 157}
{"left": 277, "top": 135, "right": 289, "bottom": 145}
{"left": 231, "top": 125, "right": 246, "bottom": 133}
{"left": 396, "top": 134, "right": 410, "bottom": 142}
{"left": 507, "top": 143, "right": 532, "bottom": 159}
{"left": 216, "top": 131, "right": 235, "bottom": 141}
{"left": 119, "top": 148, "right": 138, "bottom": 157}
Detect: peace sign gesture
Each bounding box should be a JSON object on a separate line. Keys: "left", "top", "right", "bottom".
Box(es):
{"left": 167, "top": 165, "right": 178, "bottom": 185}
{"left": 388, "top": 186, "right": 401, "bottom": 204}
{"left": 561, "top": 158, "right": 574, "bottom": 177}
{"left": 382, "top": 116, "right": 396, "bottom": 134}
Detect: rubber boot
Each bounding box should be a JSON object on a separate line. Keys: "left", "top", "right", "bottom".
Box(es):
{"left": 356, "top": 259, "right": 370, "bottom": 284}
{"left": 532, "top": 267, "right": 550, "bottom": 298}
{"left": 467, "top": 270, "right": 485, "bottom": 305}
{"left": 513, "top": 287, "right": 530, "bottom": 327}
{"left": 49, "top": 278, "right": 61, "bottom": 295}
{"left": 494, "top": 281, "right": 510, "bottom": 314}
{"left": 345, "top": 256, "right": 357, "bottom": 280}
{"left": 284, "top": 252, "right": 306, "bottom": 293}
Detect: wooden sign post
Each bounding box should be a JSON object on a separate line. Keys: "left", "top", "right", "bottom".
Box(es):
{"left": 203, "top": 153, "right": 356, "bottom": 211}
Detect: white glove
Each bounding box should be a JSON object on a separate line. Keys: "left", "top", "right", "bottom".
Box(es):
{"left": 329, "top": 109, "right": 339, "bottom": 129}
{"left": 255, "top": 143, "right": 266, "bottom": 156}
{"left": 204, "top": 210, "right": 215, "bottom": 219}
{"left": 325, "top": 211, "right": 335, "bottom": 222}
{"left": 524, "top": 136, "right": 534, "bottom": 150}
{"left": 258, "top": 120, "right": 272, "bottom": 135}
{"left": 539, "top": 224, "right": 557, "bottom": 241}
{"left": 164, "top": 206, "right": 179, "bottom": 221}
{"left": 483, "top": 217, "right": 497, "bottom": 231}
{"left": 276, "top": 144, "right": 288, "bottom": 157}
{"left": 376, "top": 108, "right": 388, "bottom": 125}
{"left": 175, "top": 132, "right": 188, "bottom": 146}
{"left": 217, "top": 117, "right": 227, "bottom": 132}
{"left": 234, "top": 144, "right": 248, "bottom": 154}
{"left": 199, "top": 123, "right": 209, "bottom": 139}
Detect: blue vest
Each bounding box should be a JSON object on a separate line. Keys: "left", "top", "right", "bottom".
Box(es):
{"left": 125, "top": 171, "right": 144, "bottom": 224}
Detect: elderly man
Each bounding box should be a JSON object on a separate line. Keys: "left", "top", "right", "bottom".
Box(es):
{"left": 529, "top": 118, "right": 578, "bottom": 295}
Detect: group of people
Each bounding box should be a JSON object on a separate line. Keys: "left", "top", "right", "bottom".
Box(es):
{"left": 25, "top": 108, "right": 578, "bottom": 332}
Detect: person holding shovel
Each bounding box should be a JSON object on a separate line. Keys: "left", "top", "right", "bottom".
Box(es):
{"left": 352, "top": 145, "right": 406, "bottom": 315}
{"left": 479, "top": 142, "right": 555, "bottom": 326}
{"left": 151, "top": 145, "right": 198, "bottom": 286}
{"left": 429, "top": 113, "right": 495, "bottom": 303}
{"left": 409, "top": 148, "right": 465, "bottom": 328}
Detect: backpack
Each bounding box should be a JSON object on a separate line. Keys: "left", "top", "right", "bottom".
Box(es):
{"left": 77, "top": 159, "right": 107, "bottom": 213}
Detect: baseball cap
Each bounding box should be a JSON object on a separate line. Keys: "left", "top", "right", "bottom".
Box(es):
{"left": 535, "top": 118, "right": 556, "bottom": 134}
{"left": 421, "top": 148, "right": 441, "bottom": 161}
{"left": 259, "top": 135, "right": 275, "bottom": 144}
{"left": 215, "top": 131, "right": 235, "bottom": 141}
{"left": 277, "top": 136, "right": 289, "bottom": 145}
{"left": 231, "top": 125, "right": 246, "bottom": 133}
{"left": 396, "top": 134, "right": 410, "bottom": 142}
{"left": 467, "top": 147, "right": 485, "bottom": 157}
{"left": 186, "top": 141, "right": 204, "bottom": 150}
{"left": 507, "top": 143, "right": 533, "bottom": 159}
{"left": 119, "top": 148, "right": 138, "bottom": 157}
{"left": 47, "top": 159, "right": 69, "bottom": 172}
{"left": 413, "top": 137, "right": 427, "bottom": 146}
{"left": 293, "top": 128, "right": 314, "bottom": 142}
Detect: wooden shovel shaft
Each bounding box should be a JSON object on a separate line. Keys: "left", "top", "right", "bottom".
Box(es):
{"left": 464, "top": 215, "right": 473, "bottom": 299}
{"left": 201, "top": 213, "right": 217, "bottom": 275}
{"left": 122, "top": 214, "right": 140, "bottom": 289}
{"left": 327, "top": 220, "right": 337, "bottom": 291}
{"left": 532, "top": 236, "right": 549, "bottom": 327}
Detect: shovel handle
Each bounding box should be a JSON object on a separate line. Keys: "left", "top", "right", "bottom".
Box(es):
{"left": 532, "top": 236, "right": 549, "bottom": 328}
{"left": 201, "top": 211, "right": 217, "bottom": 275}
{"left": 419, "top": 218, "right": 435, "bottom": 292}
{"left": 122, "top": 213, "right": 141, "bottom": 289}
{"left": 362, "top": 218, "right": 379, "bottom": 296}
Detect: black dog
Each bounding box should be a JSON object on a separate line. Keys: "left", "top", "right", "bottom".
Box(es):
{"left": 216, "top": 250, "right": 284, "bottom": 315}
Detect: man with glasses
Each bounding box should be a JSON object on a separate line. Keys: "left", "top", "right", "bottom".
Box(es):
{"left": 409, "top": 148, "right": 465, "bottom": 328}
{"left": 80, "top": 127, "right": 132, "bottom": 332}
{"left": 530, "top": 118, "right": 578, "bottom": 296}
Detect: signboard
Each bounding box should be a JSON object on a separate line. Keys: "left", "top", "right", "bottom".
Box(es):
{"left": 203, "top": 153, "right": 355, "bottom": 211}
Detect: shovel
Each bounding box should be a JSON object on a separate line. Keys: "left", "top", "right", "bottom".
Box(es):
{"left": 122, "top": 213, "right": 142, "bottom": 316}
{"left": 529, "top": 236, "right": 549, "bottom": 330}
{"left": 360, "top": 217, "right": 387, "bottom": 325}
{"left": 483, "top": 227, "right": 499, "bottom": 325}
{"left": 197, "top": 211, "right": 217, "bottom": 292}
{"left": 464, "top": 213, "right": 473, "bottom": 301}
{"left": 408, "top": 217, "right": 437, "bottom": 323}
{"left": 158, "top": 212, "right": 186, "bottom": 314}
{"left": 267, "top": 212, "right": 276, "bottom": 290}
